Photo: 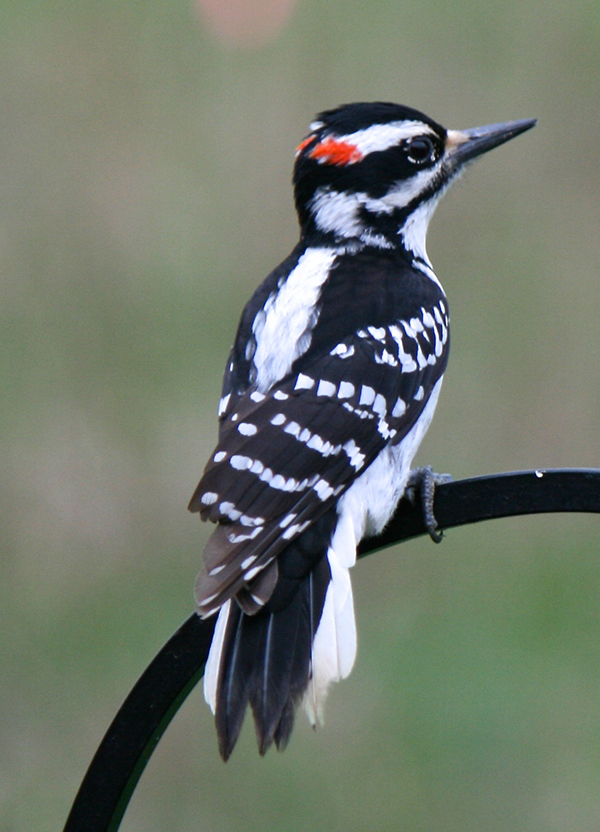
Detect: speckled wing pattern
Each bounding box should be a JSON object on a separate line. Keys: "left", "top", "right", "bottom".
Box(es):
{"left": 189, "top": 299, "right": 449, "bottom": 617}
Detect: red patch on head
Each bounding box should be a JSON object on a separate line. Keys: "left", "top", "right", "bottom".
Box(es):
{"left": 295, "top": 135, "right": 316, "bottom": 156}
{"left": 309, "top": 137, "right": 363, "bottom": 166}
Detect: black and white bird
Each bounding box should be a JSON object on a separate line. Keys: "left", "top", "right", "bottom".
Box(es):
{"left": 189, "top": 102, "right": 535, "bottom": 760}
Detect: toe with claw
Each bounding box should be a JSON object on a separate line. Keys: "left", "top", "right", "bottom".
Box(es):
{"left": 406, "top": 466, "right": 453, "bottom": 543}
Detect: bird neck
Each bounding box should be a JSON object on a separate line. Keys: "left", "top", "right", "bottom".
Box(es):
{"left": 298, "top": 188, "right": 442, "bottom": 273}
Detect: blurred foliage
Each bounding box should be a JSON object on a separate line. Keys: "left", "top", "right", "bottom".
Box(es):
{"left": 1, "top": 0, "right": 600, "bottom": 830}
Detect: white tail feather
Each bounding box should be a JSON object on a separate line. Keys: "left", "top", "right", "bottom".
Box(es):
{"left": 203, "top": 600, "right": 231, "bottom": 713}
{"left": 303, "top": 511, "right": 358, "bottom": 725}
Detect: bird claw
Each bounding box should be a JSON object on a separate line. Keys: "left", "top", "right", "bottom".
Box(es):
{"left": 405, "top": 466, "right": 453, "bottom": 543}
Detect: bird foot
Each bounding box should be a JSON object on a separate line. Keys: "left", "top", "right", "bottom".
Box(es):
{"left": 405, "top": 466, "right": 453, "bottom": 543}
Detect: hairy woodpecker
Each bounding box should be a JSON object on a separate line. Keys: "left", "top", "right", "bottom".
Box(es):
{"left": 189, "top": 102, "right": 535, "bottom": 760}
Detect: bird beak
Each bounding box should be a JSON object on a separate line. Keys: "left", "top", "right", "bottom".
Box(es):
{"left": 447, "top": 118, "right": 537, "bottom": 167}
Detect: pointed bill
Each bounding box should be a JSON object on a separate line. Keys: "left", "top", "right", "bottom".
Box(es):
{"left": 447, "top": 118, "right": 537, "bottom": 167}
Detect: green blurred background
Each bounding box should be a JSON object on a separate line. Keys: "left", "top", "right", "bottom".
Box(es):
{"left": 2, "top": 0, "right": 600, "bottom": 829}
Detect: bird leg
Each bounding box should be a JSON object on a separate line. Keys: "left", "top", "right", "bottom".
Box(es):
{"left": 405, "top": 466, "right": 453, "bottom": 543}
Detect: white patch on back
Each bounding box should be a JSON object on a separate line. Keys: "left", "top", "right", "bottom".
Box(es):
{"left": 252, "top": 247, "right": 337, "bottom": 392}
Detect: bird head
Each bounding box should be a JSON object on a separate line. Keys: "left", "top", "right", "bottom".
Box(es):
{"left": 293, "top": 102, "right": 536, "bottom": 254}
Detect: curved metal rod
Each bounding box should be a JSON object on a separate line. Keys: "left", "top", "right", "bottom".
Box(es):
{"left": 63, "top": 468, "right": 600, "bottom": 832}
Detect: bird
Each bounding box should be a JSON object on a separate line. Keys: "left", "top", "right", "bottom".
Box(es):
{"left": 188, "top": 102, "right": 535, "bottom": 760}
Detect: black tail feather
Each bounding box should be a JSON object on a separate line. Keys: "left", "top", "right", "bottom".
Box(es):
{"left": 250, "top": 584, "right": 311, "bottom": 754}
{"left": 215, "top": 604, "right": 264, "bottom": 760}
{"left": 214, "top": 556, "right": 330, "bottom": 760}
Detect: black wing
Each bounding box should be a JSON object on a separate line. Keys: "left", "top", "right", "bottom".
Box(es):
{"left": 189, "top": 304, "right": 449, "bottom": 616}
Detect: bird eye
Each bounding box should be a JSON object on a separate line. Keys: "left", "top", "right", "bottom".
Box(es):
{"left": 406, "top": 136, "right": 436, "bottom": 165}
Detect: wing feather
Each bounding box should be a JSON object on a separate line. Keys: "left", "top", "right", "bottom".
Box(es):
{"left": 191, "top": 308, "right": 449, "bottom": 616}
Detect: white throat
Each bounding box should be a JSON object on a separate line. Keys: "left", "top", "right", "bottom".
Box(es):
{"left": 400, "top": 195, "right": 441, "bottom": 266}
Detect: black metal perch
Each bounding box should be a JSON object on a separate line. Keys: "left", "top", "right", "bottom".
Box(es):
{"left": 63, "top": 468, "right": 600, "bottom": 832}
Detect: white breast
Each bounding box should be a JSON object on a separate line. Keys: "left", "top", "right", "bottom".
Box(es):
{"left": 302, "top": 377, "right": 444, "bottom": 725}
{"left": 336, "top": 377, "right": 444, "bottom": 540}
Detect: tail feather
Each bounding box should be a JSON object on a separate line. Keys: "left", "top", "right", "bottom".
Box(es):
{"left": 302, "top": 549, "right": 357, "bottom": 725}
{"left": 249, "top": 588, "right": 309, "bottom": 754}
{"left": 214, "top": 603, "right": 260, "bottom": 760}
{"left": 251, "top": 556, "right": 331, "bottom": 753}
{"left": 303, "top": 512, "right": 358, "bottom": 724}
{"left": 203, "top": 508, "right": 357, "bottom": 759}
{"left": 203, "top": 599, "right": 232, "bottom": 713}
{"left": 208, "top": 556, "right": 330, "bottom": 760}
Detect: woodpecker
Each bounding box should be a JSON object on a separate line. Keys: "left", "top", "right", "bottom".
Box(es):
{"left": 189, "top": 102, "right": 535, "bottom": 760}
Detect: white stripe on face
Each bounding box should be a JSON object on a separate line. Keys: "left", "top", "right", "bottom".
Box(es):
{"left": 310, "top": 161, "right": 443, "bottom": 240}
{"left": 363, "top": 164, "right": 443, "bottom": 213}
{"left": 332, "top": 120, "right": 437, "bottom": 158}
